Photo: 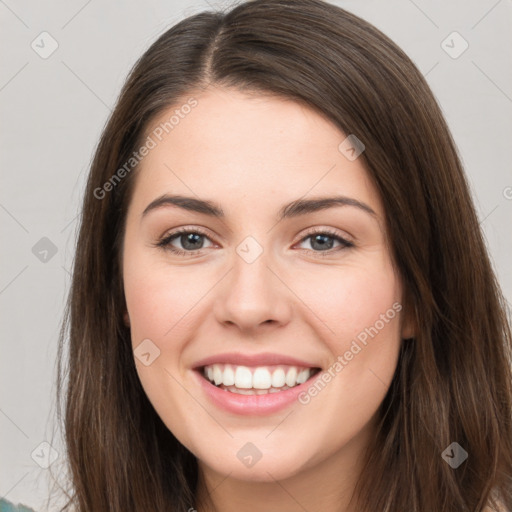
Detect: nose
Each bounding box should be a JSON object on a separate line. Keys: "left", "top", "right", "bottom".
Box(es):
{"left": 214, "top": 243, "right": 292, "bottom": 333}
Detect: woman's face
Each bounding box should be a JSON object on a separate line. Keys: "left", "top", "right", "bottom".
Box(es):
{"left": 122, "top": 86, "right": 412, "bottom": 483}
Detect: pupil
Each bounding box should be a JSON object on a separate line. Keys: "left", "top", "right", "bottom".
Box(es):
{"left": 312, "top": 234, "right": 333, "bottom": 251}
{"left": 182, "top": 233, "right": 203, "bottom": 250}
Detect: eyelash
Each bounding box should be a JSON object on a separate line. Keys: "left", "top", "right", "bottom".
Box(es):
{"left": 155, "top": 226, "right": 354, "bottom": 257}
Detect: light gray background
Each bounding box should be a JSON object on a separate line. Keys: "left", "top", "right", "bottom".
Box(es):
{"left": 1, "top": 0, "right": 511, "bottom": 510}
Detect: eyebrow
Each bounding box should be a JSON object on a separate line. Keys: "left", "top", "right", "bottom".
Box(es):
{"left": 141, "top": 194, "right": 377, "bottom": 221}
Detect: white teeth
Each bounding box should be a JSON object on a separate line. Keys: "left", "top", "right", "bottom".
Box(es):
{"left": 297, "top": 368, "right": 309, "bottom": 384}
{"left": 252, "top": 367, "right": 272, "bottom": 389}
{"left": 223, "top": 365, "right": 235, "bottom": 386}
{"left": 271, "top": 368, "right": 286, "bottom": 388}
{"left": 234, "top": 366, "right": 253, "bottom": 389}
{"left": 285, "top": 367, "right": 297, "bottom": 387}
{"left": 218, "top": 383, "right": 293, "bottom": 395}
{"left": 202, "top": 363, "right": 317, "bottom": 390}
{"left": 213, "top": 365, "right": 223, "bottom": 386}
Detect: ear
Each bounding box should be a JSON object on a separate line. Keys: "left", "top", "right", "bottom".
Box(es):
{"left": 401, "top": 316, "right": 415, "bottom": 339}
{"left": 400, "top": 302, "right": 416, "bottom": 340}
{"left": 123, "top": 311, "right": 131, "bottom": 327}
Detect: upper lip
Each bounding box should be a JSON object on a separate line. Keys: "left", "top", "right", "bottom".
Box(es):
{"left": 192, "top": 352, "right": 322, "bottom": 370}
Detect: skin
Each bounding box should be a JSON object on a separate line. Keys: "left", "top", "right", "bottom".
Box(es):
{"left": 122, "top": 85, "right": 414, "bottom": 512}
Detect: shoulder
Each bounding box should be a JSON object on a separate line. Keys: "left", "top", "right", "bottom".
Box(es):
{"left": 0, "top": 498, "right": 37, "bottom": 512}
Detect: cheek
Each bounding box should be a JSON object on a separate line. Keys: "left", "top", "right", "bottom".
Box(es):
{"left": 296, "top": 256, "right": 401, "bottom": 342}
{"left": 293, "top": 265, "right": 402, "bottom": 447}
{"left": 122, "top": 250, "right": 203, "bottom": 433}
{"left": 123, "top": 249, "right": 206, "bottom": 342}
{"left": 296, "top": 257, "right": 403, "bottom": 394}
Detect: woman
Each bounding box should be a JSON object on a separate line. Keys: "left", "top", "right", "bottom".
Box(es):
{"left": 52, "top": 0, "right": 512, "bottom": 510}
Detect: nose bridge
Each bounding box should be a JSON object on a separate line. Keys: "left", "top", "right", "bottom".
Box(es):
{"left": 215, "top": 234, "right": 290, "bottom": 329}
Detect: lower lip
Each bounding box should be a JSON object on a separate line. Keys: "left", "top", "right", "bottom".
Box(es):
{"left": 193, "top": 369, "right": 320, "bottom": 415}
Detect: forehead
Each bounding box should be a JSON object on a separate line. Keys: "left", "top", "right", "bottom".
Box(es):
{"left": 130, "top": 86, "right": 383, "bottom": 220}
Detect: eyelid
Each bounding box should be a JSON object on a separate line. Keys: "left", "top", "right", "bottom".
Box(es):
{"left": 293, "top": 226, "right": 354, "bottom": 246}
{"left": 158, "top": 225, "right": 353, "bottom": 244}
{"left": 155, "top": 225, "right": 354, "bottom": 256}
{"left": 156, "top": 226, "right": 215, "bottom": 251}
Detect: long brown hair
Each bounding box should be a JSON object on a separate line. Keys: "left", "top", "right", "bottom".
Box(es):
{"left": 51, "top": 0, "right": 512, "bottom": 510}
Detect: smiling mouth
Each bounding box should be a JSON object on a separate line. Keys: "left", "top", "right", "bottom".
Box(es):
{"left": 197, "top": 364, "right": 322, "bottom": 395}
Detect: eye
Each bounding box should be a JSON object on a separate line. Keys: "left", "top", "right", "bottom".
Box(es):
{"left": 295, "top": 228, "right": 354, "bottom": 255}
{"left": 155, "top": 227, "right": 354, "bottom": 257}
{"left": 156, "top": 227, "right": 214, "bottom": 256}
